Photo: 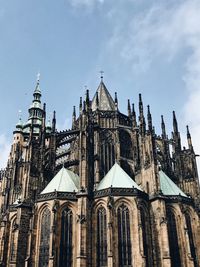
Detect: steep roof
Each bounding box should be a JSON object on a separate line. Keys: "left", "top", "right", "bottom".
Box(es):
{"left": 97, "top": 163, "right": 142, "bottom": 191}
{"left": 91, "top": 81, "right": 115, "bottom": 111}
{"left": 159, "top": 170, "right": 187, "bottom": 197}
{"left": 41, "top": 167, "right": 80, "bottom": 194}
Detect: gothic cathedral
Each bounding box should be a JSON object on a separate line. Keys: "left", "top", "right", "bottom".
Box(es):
{"left": 0, "top": 76, "right": 200, "bottom": 267}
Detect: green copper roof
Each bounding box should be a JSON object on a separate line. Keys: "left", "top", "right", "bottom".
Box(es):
{"left": 91, "top": 81, "right": 115, "bottom": 111}
{"left": 34, "top": 82, "right": 41, "bottom": 95}
{"left": 41, "top": 167, "right": 80, "bottom": 194}
{"left": 16, "top": 117, "right": 23, "bottom": 129}
{"left": 159, "top": 170, "right": 187, "bottom": 197}
{"left": 97, "top": 163, "right": 142, "bottom": 191}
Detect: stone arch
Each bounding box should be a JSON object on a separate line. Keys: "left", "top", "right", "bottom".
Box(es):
{"left": 37, "top": 206, "right": 51, "bottom": 267}
{"left": 9, "top": 215, "right": 18, "bottom": 263}
{"left": 184, "top": 211, "right": 198, "bottom": 267}
{"left": 117, "top": 203, "right": 132, "bottom": 267}
{"left": 166, "top": 206, "right": 181, "bottom": 267}
{"left": 92, "top": 199, "right": 108, "bottom": 267}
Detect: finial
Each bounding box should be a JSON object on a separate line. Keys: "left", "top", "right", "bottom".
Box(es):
{"left": 127, "top": 99, "right": 131, "bottom": 117}
{"left": 147, "top": 105, "right": 152, "bottom": 131}
{"left": 100, "top": 70, "right": 104, "bottom": 82}
{"left": 37, "top": 72, "right": 40, "bottom": 84}
{"left": 18, "top": 109, "right": 22, "bottom": 119}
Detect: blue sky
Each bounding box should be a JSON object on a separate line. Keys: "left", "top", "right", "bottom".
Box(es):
{"left": 1, "top": 0, "right": 200, "bottom": 168}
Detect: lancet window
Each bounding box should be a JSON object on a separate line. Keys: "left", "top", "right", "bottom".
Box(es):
{"left": 140, "top": 208, "right": 150, "bottom": 267}
{"left": 117, "top": 204, "right": 132, "bottom": 267}
{"left": 166, "top": 208, "right": 181, "bottom": 267}
{"left": 100, "top": 131, "right": 115, "bottom": 176}
{"left": 185, "top": 213, "right": 197, "bottom": 267}
{"left": 59, "top": 208, "right": 73, "bottom": 267}
{"left": 97, "top": 207, "right": 107, "bottom": 267}
{"left": 10, "top": 218, "right": 18, "bottom": 262}
{"left": 39, "top": 208, "right": 51, "bottom": 267}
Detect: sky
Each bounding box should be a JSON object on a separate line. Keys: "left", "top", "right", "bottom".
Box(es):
{"left": 0, "top": 0, "right": 200, "bottom": 170}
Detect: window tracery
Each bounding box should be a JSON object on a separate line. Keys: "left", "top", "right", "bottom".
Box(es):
{"left": 117, "top": 204, "right": 132, "bottom": 267}
{"left": 166, "top": 208, "right": 181, "bottom": 267}
{"left": 39, "top": 208, "right": 51, "bottom": 267}
{"left": 59, "top": 208, "right": 73, "bottom": 267}
{"left": 97, "top": 207, "right": 107, "bottom": 267}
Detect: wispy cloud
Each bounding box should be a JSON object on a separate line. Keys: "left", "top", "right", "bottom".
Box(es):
{"left": 0, "top": 134, "right": 11, "bottom": 169}
{"left": 67, "top": 0, "right": 104, "bottom": 9}
{"left": 103, "top": 0, "right": 200, "bottom": 154}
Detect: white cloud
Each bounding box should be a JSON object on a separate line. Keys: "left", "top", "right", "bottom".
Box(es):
{"left": 67, "top": 0, "right": 104, "bottom": 8}
{"left": 0, "top": 134, "right": 11, "bottom": 169}
{"left": 104, "top": 0, "right": 200, "bottom": 150}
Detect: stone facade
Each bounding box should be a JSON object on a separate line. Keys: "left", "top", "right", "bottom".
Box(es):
{"left": 0, "top": 77, "right": 200, "bottom": 267}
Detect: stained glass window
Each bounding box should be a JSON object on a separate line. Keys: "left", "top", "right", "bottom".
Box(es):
{"left": 185, "top": 213, "right": 197, "bottom": 267}
{"left": 166, "top": 208, "right": 181, "bottom": 267}
{"left": 117, "top": 204, "right": 132, "bottom": 267}
{"left": 59, "top": 208, "right": 73, "bottom": 267}
{"left": 97, "top": 207, "right": 107, "bottom": 267}
{"left": 39, "top": 208, "right": 51, "bottom": 267}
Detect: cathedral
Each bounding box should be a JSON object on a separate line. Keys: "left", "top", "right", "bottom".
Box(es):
{"left": 0, "top": 75, "right": 200, "bottom": 267}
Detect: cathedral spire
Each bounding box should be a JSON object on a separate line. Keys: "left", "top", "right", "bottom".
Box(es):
{"left": 91, "top": 80, "right": 115, "bottom": 111}
{"left": 139, "top": 94, "right": 146, "bottom": 135}
{"left": 172, "top": 111, "right": 181, "bottom": 151}
{"left": 115, "top": 92, "right": 118, "bottom": 110}
{"left": 52, "top": 111, "right": 56, "bottom": 133}
{"left": 72, "top": 106, "right": 76, "bottom": 129}
{"left": 186, "top": 125, "right": 193, "bottom": 151}
{"left": 127, "top": 99, "right": 131, "bottom": 117}
{"left": 161, "top": 115, "right": 166, "bottom": 139}
{"left": 132, "top": 103, "right": 137, "bottom": 127}
{"left": 86, "top": 89, "right": 90, "bottom": 109}
{"left": 79, "top": 97, "right": 82, "bottom": 114}
{"left": 173, "top": 111, "right": 178, "bottom": 134}
{"left": 147, "top": 105, "right": 152, "bottom": 131}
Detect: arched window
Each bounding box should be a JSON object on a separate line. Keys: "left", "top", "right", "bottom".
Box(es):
{"left": 59, "top": 208, "right": 73, "bottom": 267}
{"left": 185, "top": 213, "right": 198, "bottom": 267}
{"left": 97, "top": 207, "right": 107, "bottom": 267}
{"left": 166, "top": 208, "right": 181, "bottom": 267}
{"left": 100, "top": 131, "right": 115, "bottom": 177}
{"left": 117, "top": 204, "right": 132, "bottom": 267}
{"left": 10, "top": 218, "right": 18, "bottom": 262}
{"left": 39, "top": 208, "right": 51, "bottom": 267}
{"left": 140, "top": 208, "right": 150, "bottom": 267}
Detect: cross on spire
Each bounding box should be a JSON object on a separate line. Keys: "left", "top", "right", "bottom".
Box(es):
{"left": 100, "top": 70, "right": 104, "bottom": 82}
{"left": 37, "top": 72, "right": 40, "bottom": 83}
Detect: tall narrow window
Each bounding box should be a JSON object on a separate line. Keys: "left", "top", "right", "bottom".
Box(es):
{"left": 59, "top": 208, "right": 73, "bottom": 267}
{"left": 140, "top": 209, "right": 150, "bottom": 267}
{"left": 97, "top": 207, "right": 107, "bottom": 267}
{"left": 117, "top": 204, "right": 132, "bottom": 267}
{"left": 166, "top": 208, "right": 181, "bottom": 267}
{"left": 185, "top": 213, "right": 198, "bottom": 267}
{"left": 10, "top": 219, "right": 18, "bottom": 262}
{"left": 39, "top": 208, "right": 51, "bottom": 267}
